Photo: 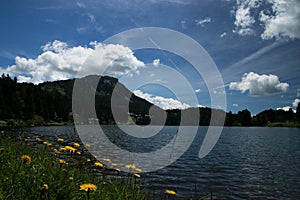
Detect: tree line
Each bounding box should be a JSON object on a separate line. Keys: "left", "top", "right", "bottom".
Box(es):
{"left": 0, "top": 74, "right": 299, "bottom": 127}
{"left": 0, "top": 74, "right": 71, "bottom": 126}
{"left": 165, "top": 106, "right": 300, "bottom": 127}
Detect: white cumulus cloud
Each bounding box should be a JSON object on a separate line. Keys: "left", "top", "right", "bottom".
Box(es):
{"left": 42, "top": 40, "right": 68, "bottom": 52}
{"left": 229, "top": 72, "right": 289, "bottom": 96}
{"left": 277, "top": 99, "right": 300, "bottom": 112}
{"left": 293, "top": 99, "right": 300, "bottom": 107}
{"left": 232, "top": 0, "right": 300, "bottom": 40}
{"left": 259, "top": 0, "right": 300, "bottom": 40}
{"left": 276, "top": 106, "right": 294, "bottom": 112}
{"left": 0, "top": 40, "right": 145, "bottom": 84}
{"left": 133, "top": 90, "right": 190, "bottom": 110}
{"left": 82, "top": 43, "right": 145, "bottom": 77}
{"left": 232, "top": 0, "right": 260, "bottom": 36}
{"left": 153, "top": 59, "right": 160, "bottom": 67}
{"left": 195, "top": 88, "right": 201, "bottom": 93}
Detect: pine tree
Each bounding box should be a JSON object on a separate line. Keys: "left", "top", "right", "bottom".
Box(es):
{"left": 237, "top": 109, "right": 252, "bottom": 126}
{"left": 296, "top": 102, "right": 300, "bottom": 122}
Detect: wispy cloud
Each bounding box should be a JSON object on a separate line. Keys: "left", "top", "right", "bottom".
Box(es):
{"left": 77, "top": 27, "right": 88, "bottom": 33}
{"left": 195, "top": 88, "right": 201, "bottom": 93}
{"left": 230, "top": 40, "right": 285, "bottom": 69}
{"left": 181, "top": 20, "right": 186, "bottom": 29}
{"left": 297, "top": 88, "right": 300, "bottom": 97}
{"left": 95, "top": 26, "right": 105, "bottom": 33}
{"left": 0, "top": 51, "right": 16, "bottom": 60}
{"left": 76, "top": 12, "right": 105, "bottom": 34}
{"left": 87, "top": 13, "right": 95, "bottom": 23}
{"left": 149, "top": 0, "right": 197, "bottom": 5}
{"left": 195, "top": 17, "right": 211, "bottom": 26}
{"left": 45, "top": 18, "right": 56, "bottom": 23}
{"left": 220, "top": 32, "right": 227, "bottom": 38}
{"left": 76, "top": 1, "right": 86, "bottom": 8}
{"left": 222, "top": 40, "right": 286, "bottom": 81}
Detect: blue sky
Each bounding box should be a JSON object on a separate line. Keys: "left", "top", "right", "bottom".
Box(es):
{"left": 0, "top": 0, "right": 300, "bottom": 115}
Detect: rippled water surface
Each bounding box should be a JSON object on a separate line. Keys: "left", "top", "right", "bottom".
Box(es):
{"left": 17, "top": 126, "right": 300, "bottom": 199}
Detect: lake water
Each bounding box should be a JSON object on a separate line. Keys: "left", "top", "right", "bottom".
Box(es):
{"left": 15, "top": 126, "right": 300, "bottom": 199}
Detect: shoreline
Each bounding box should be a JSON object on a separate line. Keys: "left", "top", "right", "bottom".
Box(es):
{"left": 1, "top": 119, "right": 300, "bottom": 128}
{"left": 0, "top": 130, "right": 148, "bottom": 200}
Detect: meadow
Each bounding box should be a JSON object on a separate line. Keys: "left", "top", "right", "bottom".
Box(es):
{"left": 0, "top": 130, "right": 149, "bottom": 200}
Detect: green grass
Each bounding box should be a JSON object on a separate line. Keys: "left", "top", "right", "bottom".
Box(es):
{"left": 266, "top": 122, "right": 300, "bottom": 127}
{"left": 0, "top": 132, "right": 148, "bottom": 200}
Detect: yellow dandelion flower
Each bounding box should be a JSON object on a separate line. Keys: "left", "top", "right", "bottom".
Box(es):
{"left": 116, "top": 168, "right": 121, "bottom": 172}
{"left": 59, "top": 159, "right": 66, "bottom": 165}
{"left": 165, "top": 189, "right": 176, "bottom": 195}
{"left": 134, "top": 173, "right": 141, "bottom": 178}
{"left": 111, "top": 163, "right": 118, "bottom": 166}
{"left": 53, "top": 149, "right": 60, "bottom": 154}
{"left": 94, "top": 161, "right": 103, "bottom": 167}
{"left": 79, "top": 183, "right": 97, "bottom": 192}
{"left": 135, "top": 168, "right": 142, "bottom": 172}
{"left": 57, "top": 138, "right": 64, "bottom": 142}
{"left": 86, "top": 143, "right": 91, "bottom": 147}
{"left": 125, "top": 164, "right": 136, "bottom": 169}
{"left": 41, "top": 184, "right": 49, "bottom": 191}
{"left": 71, "top": 149, "right": 76, "bottom": 153}
{"left": 69, "top": 148, "right": 76, "bottom": 153}
{"left": 64, "top": 146, "right": 76, "bottom": 153}
{"left": 74, "top": 142, "right": 80, "bottom": 147}
{"left": 43, "top": 141, "right": 52, "bottom": 147}
{"left": 21, "top": 155, "right": 31, "bottom": 165}
{"left": 76, "top": 151, "right": 81, "bottom": 155}
{"left": 103, "top": 158, "right": 111, "bottom": 162}
{"left": 87, "top": 159, "right": 91, "bottom": 162}
{"left": 60, "top": 147, "right": 67, "bottom": 151}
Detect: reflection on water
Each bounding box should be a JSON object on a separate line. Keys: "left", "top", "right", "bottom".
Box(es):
{"left": 15, "top": 126, "right": 300, "bottom": 199}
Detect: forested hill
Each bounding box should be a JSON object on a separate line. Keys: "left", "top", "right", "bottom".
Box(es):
{"left": 0, "top": 73, "right": 299, "bottom": 127}
{"left": 0, "top": 74, "right": 162, "bottom": 126}
{"left": 0, "top": 74, "right": 71, "bottom": 125}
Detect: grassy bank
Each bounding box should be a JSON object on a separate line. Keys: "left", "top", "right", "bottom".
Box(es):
{"left": 0, "top": 119, "right": 73, "bottom": 127}
{"left": 0, "top": 132, "right": 147, "bottom": 200}
{"left": 266, "top": 122, "right": 300, "bottom": 128}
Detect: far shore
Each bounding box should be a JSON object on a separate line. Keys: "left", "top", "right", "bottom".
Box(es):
{"left": 1, "top": 119, "right": 300, "bottom": 128}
